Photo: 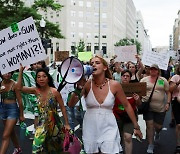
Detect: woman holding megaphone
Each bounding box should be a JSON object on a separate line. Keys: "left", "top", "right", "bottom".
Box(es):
{"left": 69, "top": 55, "right": 142, "bottom": 154}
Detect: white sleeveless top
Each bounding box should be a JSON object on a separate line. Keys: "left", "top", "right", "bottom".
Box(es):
{"left": 82, "top": 80, "right": 122, "bottom": 154}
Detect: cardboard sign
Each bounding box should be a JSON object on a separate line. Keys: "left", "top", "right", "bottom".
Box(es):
{"left": 114, "top": 45, "right": 137, "bottom": 62}
{"left": 141, "top": 50, "right": 170, "bottom": 70}
{"left": 121, "top": 82, "right": 147, "bottom": 97}
{"left": 0, "top": 17, "right": 47, "bottom": 74}
{"left": 55, "top": 51, "right": 69, "bottom": 61}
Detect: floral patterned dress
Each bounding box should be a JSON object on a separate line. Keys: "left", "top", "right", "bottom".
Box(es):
{"left": 32, "top": 89, "right": 64, "bottom": 153}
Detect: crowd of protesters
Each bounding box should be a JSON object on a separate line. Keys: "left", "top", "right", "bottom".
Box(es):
{"left": 0, "top": 56, "right": 179, "bottom": 154}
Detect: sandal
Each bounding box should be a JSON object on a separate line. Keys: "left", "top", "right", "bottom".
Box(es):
{"left": 174, "top": 146, "right": 180, "bottom": 154}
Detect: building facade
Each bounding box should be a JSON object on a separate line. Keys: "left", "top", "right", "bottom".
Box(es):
{"left": 173, "top": 10, "right": 180, "bottom": 51}
{"left": 23, "top": 0, "right": 151, "bottom": 62}
{"left": 136, "top": 11, "right": 152, "bottom": 54}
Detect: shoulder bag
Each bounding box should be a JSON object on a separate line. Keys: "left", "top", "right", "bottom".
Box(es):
{"left": 138, "top": 77, "right": 158, "bottom": 114}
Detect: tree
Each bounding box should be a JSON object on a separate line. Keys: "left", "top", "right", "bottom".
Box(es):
{"left": 114, "top": 38, "right": 142, "bottom": 54}
{"left": 77, "top": 40, "right": 85, "bottom": 53}
{"left": 71, "top": 39, "right": 86, "bottom": 57}
{"left": 0, "top": 0, "right": 64, "bottom": 39}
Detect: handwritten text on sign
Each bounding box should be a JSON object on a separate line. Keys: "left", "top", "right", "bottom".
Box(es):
{"left": 0, "top": 17, "right": 47, "bottom": 74}
{"left": 141, "top": 50, "right": 170, "bottom": 70}
{"left": 114, "top": 45, "right": 137, "bottom": 63}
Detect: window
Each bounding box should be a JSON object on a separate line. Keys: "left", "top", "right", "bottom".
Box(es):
{"left": 56, "top": 42, "right": 59, "bottom": 51}
{"left": 102, "top": 13, "right": 107, "bottom": 18}
{"left": 71, "top": 0, "right": 75, "bottom": 5}
{"left": 87, "top": 1, "right": 91, "bottom": 7}
{"left": 50, "top": 12, "right": 53, "bottom": 18}
{"left": 71, "top": 21, "right": 75, "bottom": 27}
{"left": 71, "top": 32, "right": 75, "bottom": 38}
{"left": 102, "top": 35, "right": 106, "bottom": 38}
{"left": 102, "top": 23, "right": 107, "bottom": 28}
{"left": 94, "top": 23, "right": 99, "bottom": 28}
{"left": 87, "top": 33, "right": 91, "bottom": 38}
{"left": 79, "top": 1, "right": 83, "bottom": 7}
{"left": 94, "top": 12, "right": 99, "bottom": 17}
{"left": 86, "top": 12, "right": 91, "bottom": 18}
{"left": 102, "top": 1, "right": 107, "bottom": 7}
{"left": 71, "top": 11, "right": 76, "bottom": 17}
{"left": 79, "top": 33, "right": 83, "bottom": 38}
{"left": 56, "top": 11, "right": 59, "bottom": 17}
{"left": 79, "top": 11, "right": 83, "bottom": 17}
{"left": 94, "top": 1, "right": 99, "bottom": 8}
{"left": 87, "top": 43, "right": 91, "bottom": 51}
{"left": 94, "top": 33, "right": 98, "bottom": 38}
{"left": 79, "top": 22, "right": 83, "bottom": 28}
{"left": 86, "top": 22, "right": 91, "bottom": 28}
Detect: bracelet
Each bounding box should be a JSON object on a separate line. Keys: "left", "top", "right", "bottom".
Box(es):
{"left": 134, "top": 127, "right": 140, "bottom": 130}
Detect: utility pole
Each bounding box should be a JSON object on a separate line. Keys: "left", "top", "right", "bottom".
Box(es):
{"left": 98, "top": 0, "right": 101, "bottom": 54}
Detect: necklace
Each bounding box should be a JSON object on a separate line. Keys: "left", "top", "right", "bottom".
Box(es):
{"left": 93, "top": 78, "right": 108, "bottom": 89}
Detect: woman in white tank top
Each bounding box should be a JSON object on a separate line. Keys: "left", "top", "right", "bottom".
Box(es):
{"left": 81, "top": 56, "right": 142, "bottom": 154}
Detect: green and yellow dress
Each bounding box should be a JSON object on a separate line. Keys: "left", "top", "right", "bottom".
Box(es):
{"left": 32, "top": 89, "right": 65, "bottom": 153}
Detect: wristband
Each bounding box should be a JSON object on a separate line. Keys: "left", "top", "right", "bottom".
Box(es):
{"left": 134, "top": 127, "right": 140, "bottom": 130}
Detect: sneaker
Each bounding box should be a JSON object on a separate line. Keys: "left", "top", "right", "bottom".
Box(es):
{"left": 147, "top": 144, "right": 154, "bottom": 153}
{"left": 12, "top": 148, "right": 22, "bottom": 154}
{"left": 154, "top": 132, "right": 160, "bottom": 142}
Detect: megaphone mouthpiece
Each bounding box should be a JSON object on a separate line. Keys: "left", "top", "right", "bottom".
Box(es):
{"left": 83, "top": 65, "right": 93, "bottom": 76}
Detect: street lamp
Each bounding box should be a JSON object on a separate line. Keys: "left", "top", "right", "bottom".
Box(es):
{"left": 40, "top": 17, "right": 46, "bottom": 38}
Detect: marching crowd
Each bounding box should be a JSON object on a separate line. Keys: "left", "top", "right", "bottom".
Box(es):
{"left": 0, "top": 56, "right": 179, "bottom": 154}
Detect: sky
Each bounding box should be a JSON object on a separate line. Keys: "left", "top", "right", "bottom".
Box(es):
{"left": 133, "top": 0, "right": 179, "bottom": 48}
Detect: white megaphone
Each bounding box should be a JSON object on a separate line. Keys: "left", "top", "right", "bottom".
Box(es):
{"left": 57, "top": 56, "right": 93, "bottom": 92}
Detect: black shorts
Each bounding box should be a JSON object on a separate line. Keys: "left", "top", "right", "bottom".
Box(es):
{"left": 143, "top": 111, "right": 166, "bottom": 125}
{"left": 172, "top": 98, "right": 180, "bottom": 124}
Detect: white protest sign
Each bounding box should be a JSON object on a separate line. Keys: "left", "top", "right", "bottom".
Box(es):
{"left": 0, "top": 17, "right": 47, "bottom": 74}
{"left": 141, "top": 50, "right": 170, "bottom": 70}
{"left": 114, "top": 45, "right": 137, "bottom": 62}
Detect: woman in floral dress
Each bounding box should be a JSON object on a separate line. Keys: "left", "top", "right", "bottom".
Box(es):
{"left": 17, "top": 66, "right": 70, "bottom": 153}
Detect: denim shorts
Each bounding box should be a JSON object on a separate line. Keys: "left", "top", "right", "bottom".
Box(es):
{"left": 0, "top": 103, "right": 19, "bottom": 120}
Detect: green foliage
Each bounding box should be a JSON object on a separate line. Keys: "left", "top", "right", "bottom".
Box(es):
{"left": 114, "top": 38, "right": 142, "bottom": 54}
{"left": 71, "top": 40, "right": 86, "bottom": 57}
{"left": 77, "top": 40, "right": 85, "bottom": 52}
{"left": 0, "top": 0, "right": 64, "bottom": 39}
{"left": 33, "top": 0, "right": 63, "bottom": 12}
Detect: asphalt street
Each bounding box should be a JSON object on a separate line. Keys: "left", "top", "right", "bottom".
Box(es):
{"left": 0, "top": 108, "right": 177, "bottom": 154}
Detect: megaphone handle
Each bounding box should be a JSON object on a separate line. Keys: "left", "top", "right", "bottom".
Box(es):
{"left": 57, "top": 57, "right": 74, "bottom": 92}
{"left": 57, "top": 79, "right": 67, "bottom": 92}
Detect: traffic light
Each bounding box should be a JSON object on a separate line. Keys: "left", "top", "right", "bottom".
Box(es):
{"left": 41, "top": 38, "right": 52, "bottom": 49}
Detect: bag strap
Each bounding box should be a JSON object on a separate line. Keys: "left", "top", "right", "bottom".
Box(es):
{"left": 148, "top": 77, "right": 158, "bottom": 101}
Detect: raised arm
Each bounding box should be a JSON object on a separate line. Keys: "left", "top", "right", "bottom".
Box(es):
{"left": 136, "top": 55, "right": 144, "bottom": 79}
{"left": 17, "top": 64, "right": 36, "bottom": 94}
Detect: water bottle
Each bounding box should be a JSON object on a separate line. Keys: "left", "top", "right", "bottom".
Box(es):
{"left": 20, "top": 122, "right": 27, "bottom": 140}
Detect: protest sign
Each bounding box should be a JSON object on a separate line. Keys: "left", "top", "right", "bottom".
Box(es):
{"left": 121, "top": 82, "right": 147, "bottom": 97}
{"left": 78, "top": 51, "right": 93, "bottom": 62}
{"left": 0, "top": 17, "right": 47, "bottom": 74}
{"left": 114, "top": 45, "right": 137, "bottom": 62}
{"left": 141, "top": 50, "right": 170, "bottom": 70}
{"left": 55, "top": 51, "right": 69, "bottom": 61}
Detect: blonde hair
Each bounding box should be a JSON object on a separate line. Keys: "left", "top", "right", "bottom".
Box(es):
{"left": 90, "top": 55, "right": 112, "bottom": 79}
